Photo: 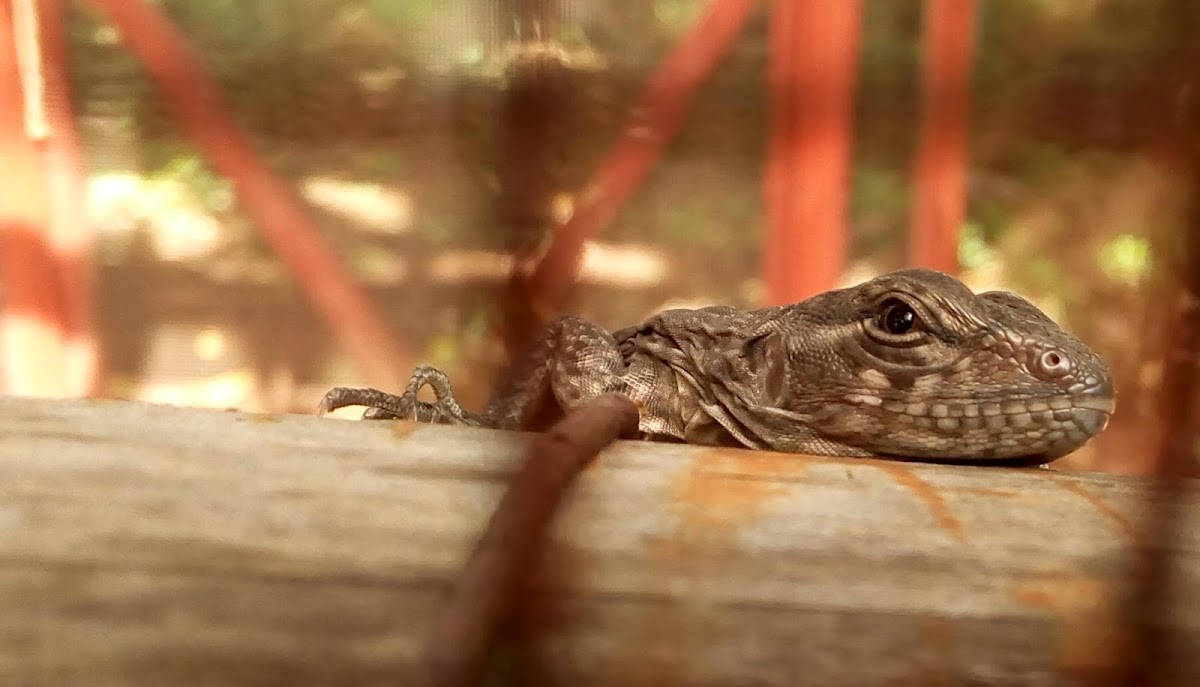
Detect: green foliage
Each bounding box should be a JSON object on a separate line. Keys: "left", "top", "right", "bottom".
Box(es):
{"left": 653, "top": 0, "right": 707, "bottom": 30}
{"left": 957, "top": 222, "right": 995, "bottom": 271}
{"left": 362, "top": 0, "right": 440, "bottom": 27}
{"left": 852, "top": 169, "right": 908, "bottom": 223}
{"left": 147, "top": 153, "right": 235, "bottom": 214}
{"left": 1098, "top": 234, "right": 1152, "bottom": 286}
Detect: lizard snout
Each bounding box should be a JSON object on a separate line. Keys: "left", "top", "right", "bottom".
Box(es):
{"left": 1069, "top": 377, "right": 1116, "bottom": 437}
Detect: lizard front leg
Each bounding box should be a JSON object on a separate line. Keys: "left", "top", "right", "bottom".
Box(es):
{"left": 480, "top": 315, "right": 632, "bottom": 428}
{"left": 317, "top": 316, "right": 633, "bottom": 429}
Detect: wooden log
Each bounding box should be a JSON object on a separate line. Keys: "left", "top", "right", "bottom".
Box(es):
{"left": 0, "top": 396, "right": 1196, "bottom": 686}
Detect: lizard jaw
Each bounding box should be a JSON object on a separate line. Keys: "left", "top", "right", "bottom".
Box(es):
{"left": 1060, "top": 378, "right": 1116, "bottom": 448}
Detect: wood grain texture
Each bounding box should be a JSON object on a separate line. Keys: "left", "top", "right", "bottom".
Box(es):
{"left": 0, "top": 396, "right": 1196, "bottom": 686}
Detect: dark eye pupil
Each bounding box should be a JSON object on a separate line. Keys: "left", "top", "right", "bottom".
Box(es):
{"left": 882, "top": 303, "right": 916, "bottom": 334}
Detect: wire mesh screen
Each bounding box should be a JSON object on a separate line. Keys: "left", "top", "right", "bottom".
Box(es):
{"left": 0, "top": 1, "right": 1192, "bottom": 684}
{"left": 63, "top": 0, "right": 1193, "bottom": 477}
{"left": 69, "top": 0, "right": 767, "bottom": 416}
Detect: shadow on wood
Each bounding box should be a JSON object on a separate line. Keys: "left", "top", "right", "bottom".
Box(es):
{"left": 0, "top": 396, "right": 1196, "bottom": 686}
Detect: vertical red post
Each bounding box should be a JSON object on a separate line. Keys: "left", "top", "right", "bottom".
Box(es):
{"left": 764, "top": 0, "right": 863, "bottom": 305}
{"left": 908, "top": 0, "right": 977, "bottom": 273}
{"left": 0, "top": 0, "right": 76, "bottom": 396}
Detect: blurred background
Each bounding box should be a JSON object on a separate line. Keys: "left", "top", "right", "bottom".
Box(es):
{"left": 1, "top": 0, "right": 1196, "bottom": 475}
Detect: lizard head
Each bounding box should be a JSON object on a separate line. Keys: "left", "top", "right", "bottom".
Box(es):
{"left": 785, "top": 269, "right": 1115, "bottom": 464}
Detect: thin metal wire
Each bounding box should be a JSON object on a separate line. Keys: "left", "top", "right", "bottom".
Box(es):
{"left": 411, "top": 392, "right": 639, "bottom": 687}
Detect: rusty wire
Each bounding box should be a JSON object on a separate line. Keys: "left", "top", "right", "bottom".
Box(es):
{"left": 410, "top": 392, "right": 639, "bottom": 687}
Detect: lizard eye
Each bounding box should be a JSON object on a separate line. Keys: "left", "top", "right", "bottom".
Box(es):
{"left": 878, "top": 299, "right": 919, "bottom": 335}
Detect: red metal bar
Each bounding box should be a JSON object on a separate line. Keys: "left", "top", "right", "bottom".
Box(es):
{"left": 763, "top": 0, "right": 862, "bottom": 304}
{"left": 763, "top": 0, "right": 798, "bottom": 306}
{"left": 908, "top": 0, "right": 977, "bottom": 274}
{"left": 86, "top": 0, "right": 409, "bottom": 389}
{"left": 0, "top": 0, "right": 70, "bottom": 396}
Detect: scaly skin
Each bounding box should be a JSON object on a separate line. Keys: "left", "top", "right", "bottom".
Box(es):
{"left": 318, "top": 269, "right": 1116, "bottom": 465}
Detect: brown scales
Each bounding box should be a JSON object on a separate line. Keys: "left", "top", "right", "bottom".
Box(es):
{"left": 318, "top": 269, "right": 1116, "bottom": 466}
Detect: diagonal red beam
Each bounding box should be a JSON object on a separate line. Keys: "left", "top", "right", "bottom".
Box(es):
{"left": 513, "top": 0, "right": 759, "bottom": 321}
{"left": 763, "top": 0, "right": 863, "bottom": 305}
{"left": 908, "top": 0, "right": 977, "bottom": 273}
{"left": 86, "top": 0, "right": 408, "bottom": 389}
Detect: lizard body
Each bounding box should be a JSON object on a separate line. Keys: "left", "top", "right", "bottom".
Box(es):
{"left": 319, "top": 269, "right": 1115, "bottom": 464}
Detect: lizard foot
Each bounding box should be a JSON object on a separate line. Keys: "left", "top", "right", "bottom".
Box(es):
{"left": 317, "top": 365, "right": 487, "bottom": 427}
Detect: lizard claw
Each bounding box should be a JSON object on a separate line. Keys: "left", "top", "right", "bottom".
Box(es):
{"left": 316, "top": 366, "right": 490, "bottom": 427}
{"left": 362, "top": 406, "right": 404, "bottom": 421}
{"left": 316, "top": 387, "right": 350, "bottom": 416}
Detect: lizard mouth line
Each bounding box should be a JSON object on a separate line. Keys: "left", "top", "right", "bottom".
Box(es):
{"left": 1072, "top": 395, "right": 1116, "bottom": 414}
{"left": 866, "top": 393, "right": 1115, "bottom": 412}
